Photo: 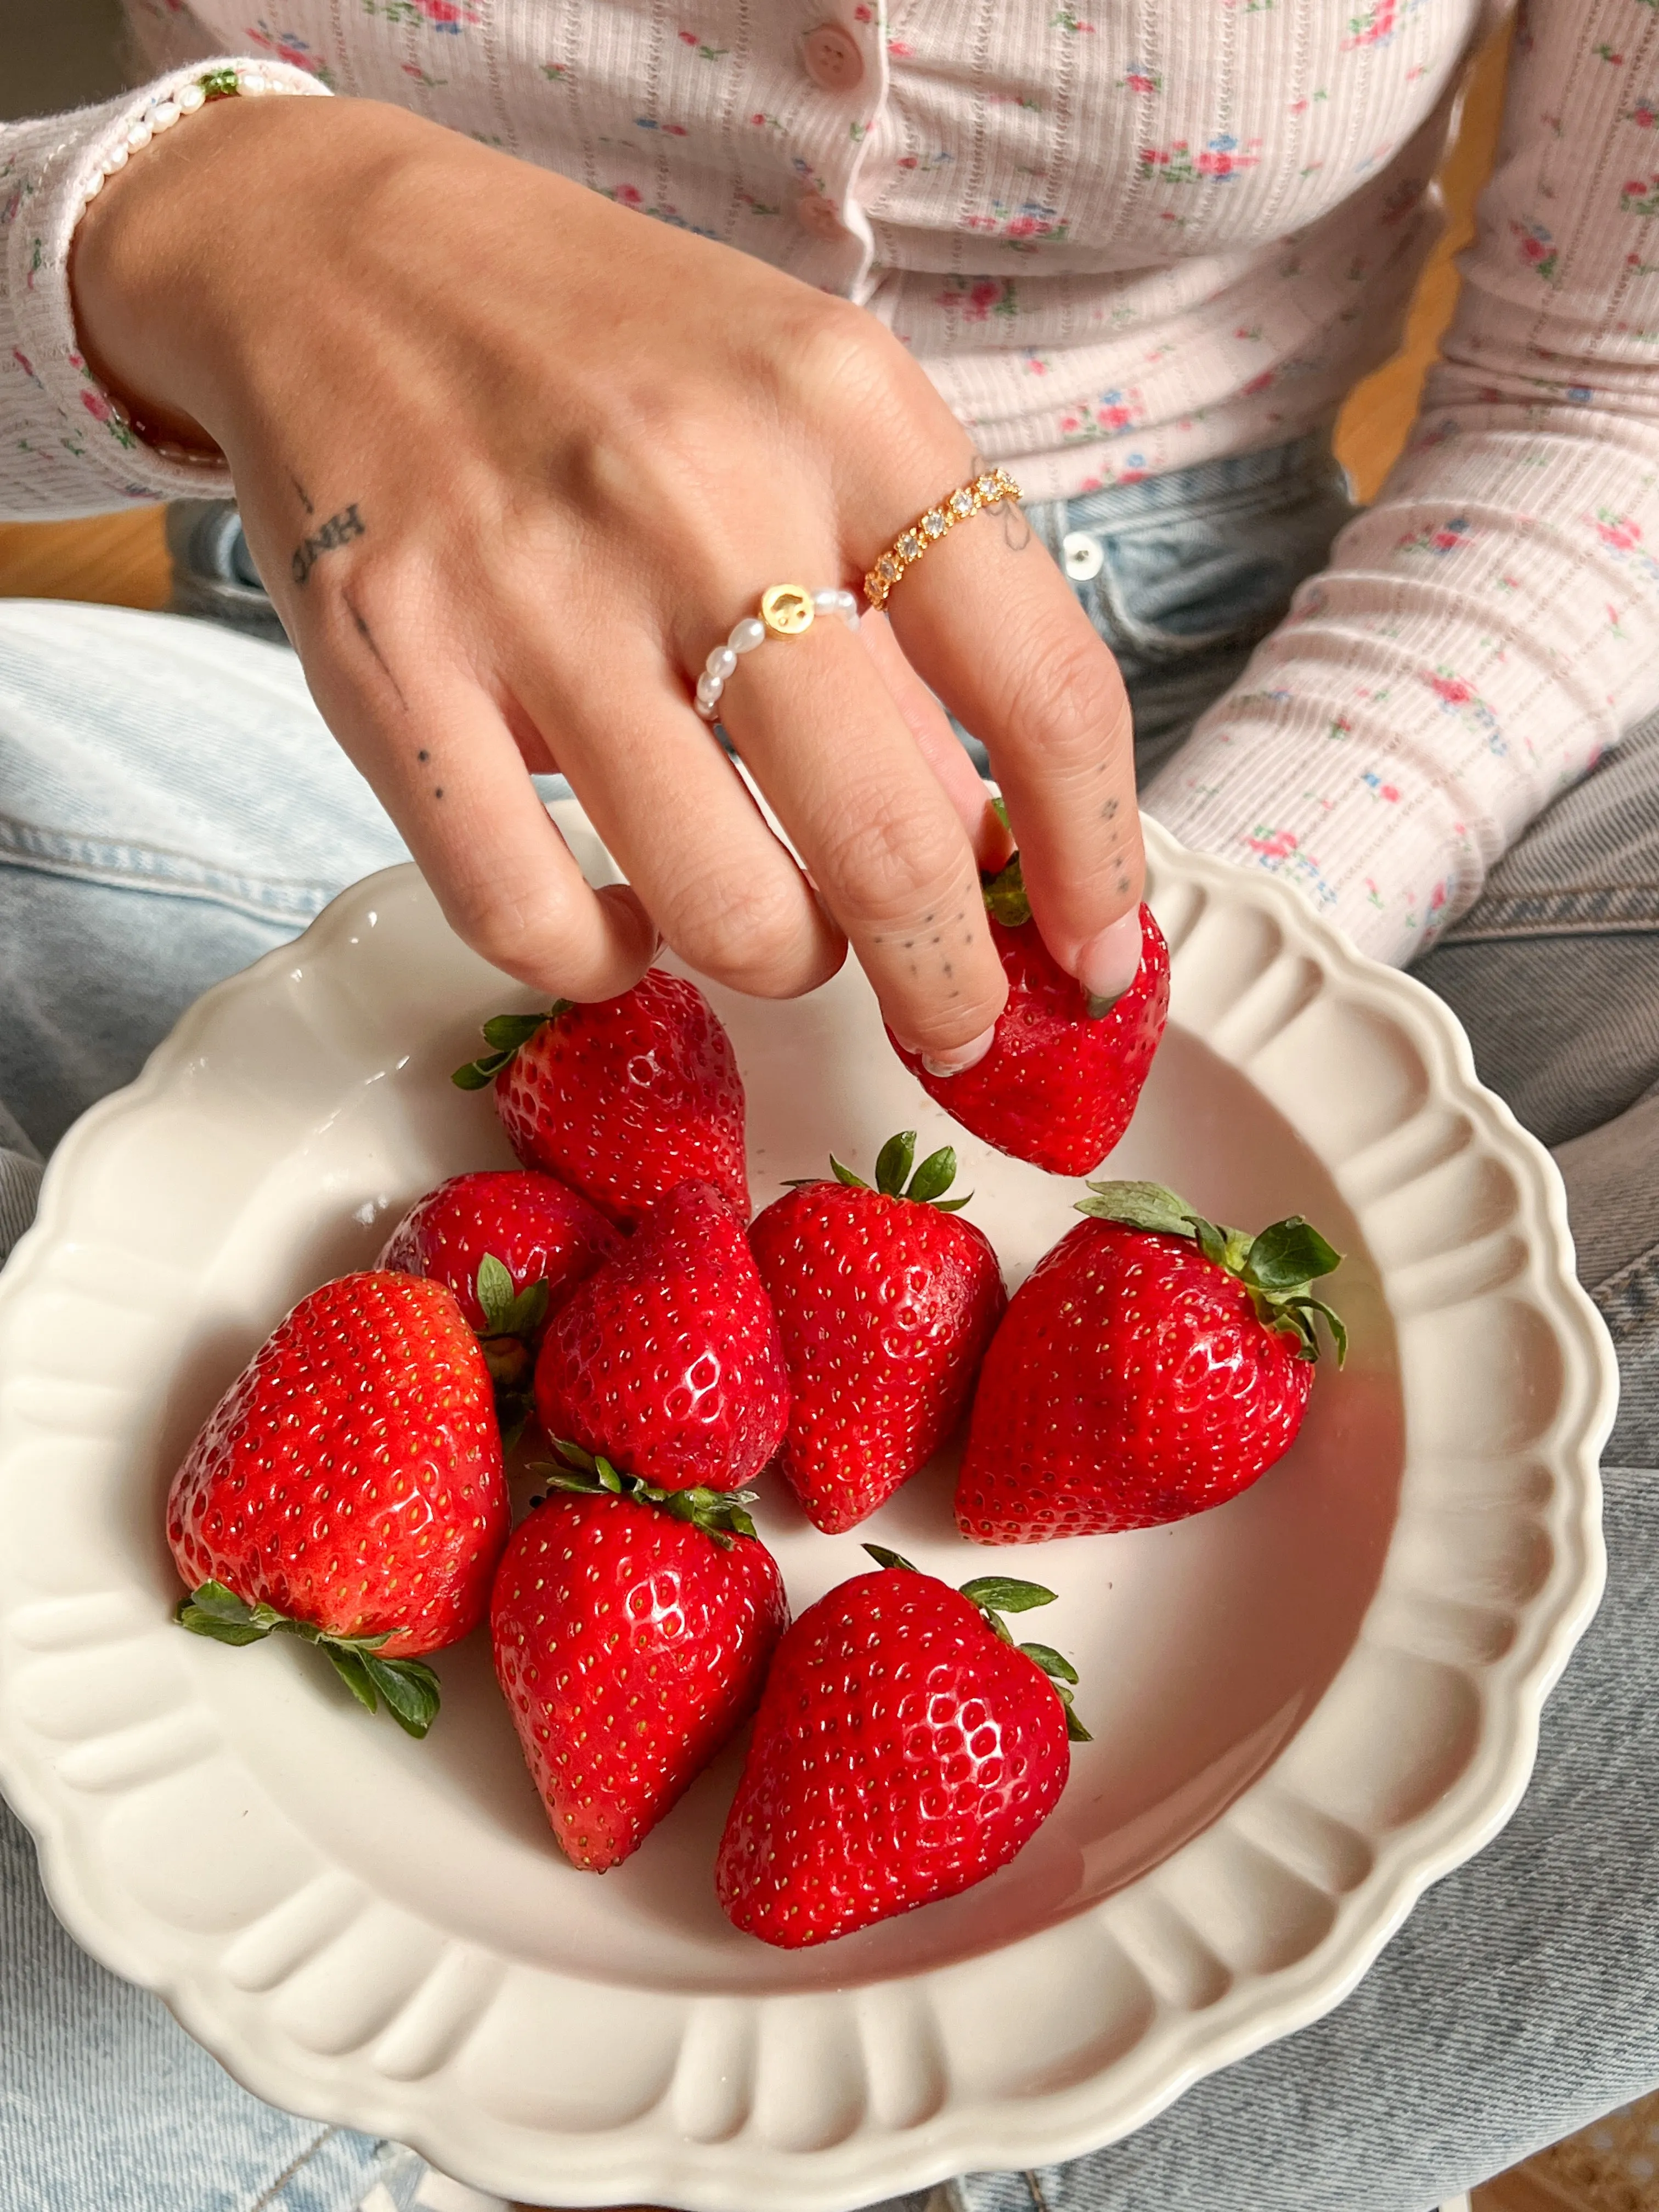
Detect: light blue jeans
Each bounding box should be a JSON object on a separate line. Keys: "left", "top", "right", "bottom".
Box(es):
{"left": 2, "top": 435, "right": 1657, "bottom": 2212}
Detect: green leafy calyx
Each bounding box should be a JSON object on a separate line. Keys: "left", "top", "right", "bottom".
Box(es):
{"left": 980, "top": 799, "right": 1126, "bottom": 1018}
{"left": 537, "top": 1439, "right": 759, "bottom": 1545}
{"left": 451, "top": 1002, "right": 572, "bottom": 1090}
{"left": 475, "top": 1252, "right": 551, "bottom": 1341}
{"left": 980, "top": 797, "right": 1032, "bottom": 928}
{"left": 861, "top": 1547, "right": 1090, "bottom": 1740}
{"left": 1075, "top": 1177, "right": 1348, "bottom": 1365}
{"left": 174, "top": 1582, "right": 441, "bottom": 1737}
{"left": 784, "top": 1131, "right": 973, "bottom": 1212}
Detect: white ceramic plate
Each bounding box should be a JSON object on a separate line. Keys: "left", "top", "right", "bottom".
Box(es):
{"left": 0, "top": 806, "right": 1616, "bottom": 2211}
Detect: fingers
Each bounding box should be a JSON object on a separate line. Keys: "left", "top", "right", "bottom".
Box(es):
{"left": 512, "top": 653, "right": 847, "bottom": 1001}
{"left": 856, "top": 612, "right": 1012, "bottom": 873}
{"left": 714, "top": 605, "right": 1008, "bottom": 1065}
{"left": 301, "top": 629, "right": 657, "bottom": 1002}
{"left": 882, "top": 500, "right": 1147, "bottom": 1003}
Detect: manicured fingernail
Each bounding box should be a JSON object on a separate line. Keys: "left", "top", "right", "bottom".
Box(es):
{"left": 921, "top": 1025, "right": 996, "bottom": 1079}
{"left": 1076, "top": 910, "right": 1143, "bottom": 1011}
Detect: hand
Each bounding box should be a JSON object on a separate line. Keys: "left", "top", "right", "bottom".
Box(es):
{"left": 72, "top": 94, "right": 1143, "bottom": 1064}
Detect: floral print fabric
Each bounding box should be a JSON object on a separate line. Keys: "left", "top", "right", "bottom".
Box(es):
{"left": 3, "top": 0, "right": 1659, "bottom": 965}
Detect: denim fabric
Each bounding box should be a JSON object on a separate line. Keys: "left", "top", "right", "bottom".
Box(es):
{"left": 0, "top": 602, "right": 505, "bottom": 2212}
{"left": 1023, "top": 428, "right": 1360, "bottom": 779}
{"left": 1, "top": 1763, "right": 431, "bottom": 2212}
{"left": 0, "top": 604, "right": 408, "bottom": 1156}
{"left": 0, "top": 414, "right": 1653, "bottom": 2212}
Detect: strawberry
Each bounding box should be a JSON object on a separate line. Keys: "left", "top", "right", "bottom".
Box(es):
{"left": 453, "top": 969, "right": 749, "bottom": 1225}
{"left": 379, "top": 1169, "right": 622, "bottom": 1338}
{"left": 379, "top": 1169, "right": 623, "bottom": 1410}
{"left": 716, "top": 1546, "right": 1084, "bottom": 1948}
{"left": 168, "top": 1272, "right": 510, "bottom": 1735}
{"left": 534, "top": 1180, "right": 789, "bottom": 1491}
{"left": 886, "top": 815, "right": 1169, "bottom": 1176}
{"left": 956, "top": 1178, "right": 1347, "bottom": 1543}
{"left": 748, "top": 1132, "right": 1006, "bottom": 1532}
{"left": 492, "top": 1443, "right": 787, "bottom": 1871}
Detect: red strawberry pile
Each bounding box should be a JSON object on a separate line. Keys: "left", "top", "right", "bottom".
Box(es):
{"left": 166, "top": 840, "right": 1346, "bottom": 1950}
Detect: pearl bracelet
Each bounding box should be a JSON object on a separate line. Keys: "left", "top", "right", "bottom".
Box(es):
{"left": 74, "top": 65, "right": 319, "bottom": 469}
{"left": 694, "top": 584, "right": 861, "bottom": 721}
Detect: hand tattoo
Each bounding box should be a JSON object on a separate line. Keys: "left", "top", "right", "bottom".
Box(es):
{"left": 291, "top": 503, "right": 365, "bottom": 586}
{"left": 970, "top": 450, "right": 1031, "bottom": 551}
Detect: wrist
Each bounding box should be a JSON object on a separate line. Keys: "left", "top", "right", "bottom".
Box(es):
{"left": 70, "top": 83, "right": 404, "bottom": 451}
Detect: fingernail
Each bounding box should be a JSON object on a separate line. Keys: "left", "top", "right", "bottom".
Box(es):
{"left": 921, "top": 1024, "right": 996, "bottom": 1079}
{"left": 1076, "top": 910, "right": 1143, "bottom": 1011}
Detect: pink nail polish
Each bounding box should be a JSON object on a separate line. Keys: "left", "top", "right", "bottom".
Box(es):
{"left": 1076, "top": 910, "right": 1143, "bottom": 1011}
{"left": 921, "top": 1025, "right": 996, "bottom": 1079}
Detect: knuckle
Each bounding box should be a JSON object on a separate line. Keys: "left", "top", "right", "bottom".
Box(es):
{"left": 661, "top": 861, "right": 823, "bottom": 995}
{"left": 443, "top": 872, "right": 604, "bottom": 995}
{"left": 815, "top": 784, "right": 969, "bottom": 923}
{"left": 999, "top": 619, "right": 1131, "bottom": 780}
{"left": 785, "top": 298, "right": 913, "bottom": 422}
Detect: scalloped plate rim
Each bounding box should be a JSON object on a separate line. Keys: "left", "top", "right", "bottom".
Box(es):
{"left": 0, "top": 815, "right": 1617, "bottom": 2210}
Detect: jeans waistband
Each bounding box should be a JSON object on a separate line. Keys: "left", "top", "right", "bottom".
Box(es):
{"left": 1026, "top": 425, "right": 1345, "bottom": 538}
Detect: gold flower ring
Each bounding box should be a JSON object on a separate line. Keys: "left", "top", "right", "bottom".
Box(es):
{"left": 862, "top": 467, "right": 1022, "bottom": 611}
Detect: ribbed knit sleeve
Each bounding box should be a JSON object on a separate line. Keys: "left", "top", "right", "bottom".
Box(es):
{"left": 1144, "top": 0, "right": 1659, "bottom": 966}
{"left": 0, "top": 59, "right": 328, "bottom": 521}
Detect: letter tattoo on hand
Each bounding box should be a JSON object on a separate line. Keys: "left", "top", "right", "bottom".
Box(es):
{"left": 291, "top": 503, "right": 365, "bottom": 586}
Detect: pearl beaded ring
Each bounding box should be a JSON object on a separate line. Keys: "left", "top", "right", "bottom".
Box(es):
{"left": 73, "top": 64, "right": 323, "bottom": 469}
{"left": 693, "top": 583, "right": 861, "bottom": 721}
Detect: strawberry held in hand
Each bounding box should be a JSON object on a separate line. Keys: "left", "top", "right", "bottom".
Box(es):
{"left": 717, "top": 1547, "right": 1084, "bottom": 1949}
{"left": 453, "top": 969, "right": 748, "bottom": 1225}
{"left": 957, "top": 1180, "right": 1346, "bottom": 1543}
{"left": 168, "top": 1272, "right": 510, "bottom": 1735}
{"left": 493, "top": 1444, "right": 787, "bottom": 1872}
{"left": 749, "top": 1132, "right": 1006, "bottom": 1532}
{"left": 534, "top": 1180, "right": 789, "bottom": 1491}
{"left": 886, "top": 812, "right": 1169, "bottom": 1177}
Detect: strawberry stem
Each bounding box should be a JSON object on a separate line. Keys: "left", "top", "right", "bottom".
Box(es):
{"left": 539, "top": 1439, "right": 759, "bottom": 1545}
{"left": 981, "top": 850, "right": 1031, "bottom": 929}
{"left": 1075, "top": 1178, "right": 1347, "bottom": 1365}
{"left": 475, "top": 1253, "right": 551, "bottom": 1342}
{"left": 452, "top": 1002, "right": 572, "bottom": 1090}
{"left": 785, "top": 1135, "right": 973, "bottom": 1213}
{"left": 978, "top": 796, "right": 1033, "bottom": 928}
{"left": 861, "top": 1547, "right": 1091, "bottom": 1740}
{"left": 174, "top": 1582, "right": 441, "bottom": 1737}
{"left": 981, "top": 798, "right": 1131, "bottom": 1020}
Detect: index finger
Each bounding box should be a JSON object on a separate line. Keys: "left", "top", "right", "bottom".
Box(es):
{"left": 881, "top": 488, "right": 1146, "bottom": 1004}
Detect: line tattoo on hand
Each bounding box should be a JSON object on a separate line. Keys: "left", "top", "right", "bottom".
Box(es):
{"left": 291, "top": 503, "right": 365, "bottom": 586}
{"left": 970, "top": 450, "right": 1031, "bottom": 552}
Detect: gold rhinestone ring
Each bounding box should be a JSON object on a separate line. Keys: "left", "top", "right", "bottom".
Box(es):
{"left": 863, "top": 466, "right": 1022, "bottom": 611}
